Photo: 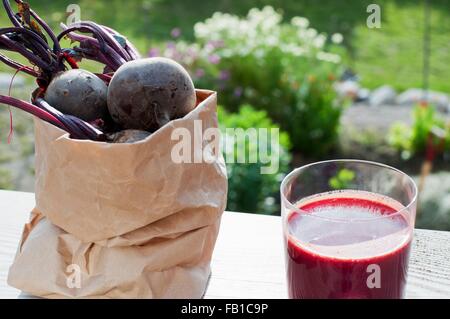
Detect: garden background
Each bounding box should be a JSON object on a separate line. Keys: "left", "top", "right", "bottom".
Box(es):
{"left": 1, "top": 0, "right": 450, "bottom": 230}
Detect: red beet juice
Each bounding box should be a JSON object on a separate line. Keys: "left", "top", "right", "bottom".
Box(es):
{"left": 286, "top": 190, "right": 412, "bottom": 299}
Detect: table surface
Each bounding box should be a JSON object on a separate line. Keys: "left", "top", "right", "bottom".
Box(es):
{"left": 1, "top": 190, "right": 449, "bottom": 299}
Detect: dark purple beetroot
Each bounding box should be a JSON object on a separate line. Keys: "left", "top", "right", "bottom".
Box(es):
{"left": 108, "top": 129, "right": 151, "bottom": 143}
{"left": 44, "top": 69, "right": 108, "bottom": 122}
{"left": 107, "top": 57, "right": 196, "bottom": 131}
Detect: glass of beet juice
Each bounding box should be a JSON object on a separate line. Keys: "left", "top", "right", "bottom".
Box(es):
{"left": 281, "top": 160, "right": 417, "bottom": 299}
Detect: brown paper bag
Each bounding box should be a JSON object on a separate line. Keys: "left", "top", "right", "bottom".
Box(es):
{"left": 7, "top": 90, "right": 228, "bottom": 298}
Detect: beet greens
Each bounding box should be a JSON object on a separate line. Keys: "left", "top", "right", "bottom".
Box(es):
{"left": 0, "top": 0, "right": 138, "bottom": 141}
{"left": 1, "top": 1, "right": 194, "bottom": 143}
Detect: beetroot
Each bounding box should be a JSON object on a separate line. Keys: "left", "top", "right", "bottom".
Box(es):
{"left": 44, "top": 69, "right": 108, "bottom": 122}
{"left": 108, "top": 130, "right": 151, "bottom": 143}
{"left": 1, "top": 2, "right": 201, "bottom": 143}
{"left": 107, "top": 57, "right": 196, "bottom": 131}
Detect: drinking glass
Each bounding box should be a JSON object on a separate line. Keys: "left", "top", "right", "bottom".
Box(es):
{"left": 280, "top": 160, "right": 417, "bottom": 299}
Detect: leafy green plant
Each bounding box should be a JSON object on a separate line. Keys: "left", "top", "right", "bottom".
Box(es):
{"left": 149, "top": 6, "right": 347, "bottom": 156}
{"left": 389, "top": 105, "right": 450, "bottom": 159}
{"left": 329, "top": 168, "right": 355, "bottom": 190}
{"left": 218, "top": 105, "right": 291, "bottom": 215}
{"left": 289, "top": 72, "right": 344, "bottom": 156}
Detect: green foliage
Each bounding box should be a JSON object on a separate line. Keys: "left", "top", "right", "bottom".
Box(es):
{"left": 2, "top": 0, "right": 450, "bottom": 93}
{"left": 0, "top": 168, "right": 13, "bottom": 190}
{"left": 389, "top": 105, "right": 450, "bottom": 159}
{"left": 218, "top": 105, "right": 291, "bottom": 215}
{"left": 196, "top": 7, "right": 347, "bottom": 156}
{"left": 152, "top": 7, "right": 347, "bottom": 156}
{"left": 329, "top": 168, "right": 355, "bottom": 190}
{"left": 289, "top": 72, "right": 345, "bottom": 156}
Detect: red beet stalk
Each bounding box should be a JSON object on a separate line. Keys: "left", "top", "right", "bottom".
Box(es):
{"left": 0, "top": 95, "right": 105, "bottom": 141}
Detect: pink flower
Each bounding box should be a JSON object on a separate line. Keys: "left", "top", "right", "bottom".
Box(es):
{"left": 219, "top": 70, "right": 231, "bottom": 81}
{"left": 148, "top": 48, "right": 160, "bottom": 57}
{"left": 195, "top": 69, "right": 205, "bottom": 78}
{"left": 166, "top": 41, "right": 176, "bottom": 50}
{"left": 171, "top": 28, "right": 181, "bottom": 38}
{"left": 208, "top": 54, "right": 221, "bottom": 65}
{"left": 207, "top": 40, "right": 225, "bottom": 49}
{"left": 233, "top": 87, "right": 243, "bottom": 98}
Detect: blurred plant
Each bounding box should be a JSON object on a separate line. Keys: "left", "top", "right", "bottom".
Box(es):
{"left": 0, "top": 167, "right": 13, "bottom": 190}
{"left": 329, "top": 168, "right": 355, "bottom": 190}
{"left": 388, "top": 104, "right": 450, "bottom": 159}
{"left": 415, "top": 172, "right": 450, "bottom": 231}
{"left": 289, "top": 71, "right": 345, "bottom": 156}
{"left": 149, "top": 6, "right": 348, "bottom": 156}
{"left": 218, "top": 105, "right": 291, "bottom": 215}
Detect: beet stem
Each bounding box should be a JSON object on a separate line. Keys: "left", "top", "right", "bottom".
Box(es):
{"left": 0, "top": 28, "right": 53, "bottom": 64}
{"left": 59, "top": 24, "right": 126, "bottom": 68}
{"left": 2, "top": 0, "right": 21, "bottom": 27}
{"left": 0, "top": 35, "right": 50, "bottom": 70}
{"left": 0, "top": 52, "right": 39, "bottom": 77}
{"left": 58, "top": 24, "right": 108, "bottom": 55}
{"left": 26, "top": 5, "right": 62, "bottom": 53}
{"left": 35, "top": 98, "right": 105, "bottom": 141}
{"left": 0, "top": 95, "right": 70, "bottom": 133}
{"left": 101, "top": 24, "right": 140, "bottom": 59}
{"left": 79, "top": 21, "right": 132, "bottom": 61}
{"left": 33, "top": 98, "right": 84, "bottom": 139}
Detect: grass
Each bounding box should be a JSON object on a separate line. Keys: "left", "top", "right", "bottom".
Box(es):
{"left": 352, "top": 1, "right": 450, "bottom": 92}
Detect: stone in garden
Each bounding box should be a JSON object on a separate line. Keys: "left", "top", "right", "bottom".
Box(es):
{"left": 334, "top": 80, "right": 360, "bottom": 101}
{"left": 396, "top": 88, "right": 449, "bottom": 113}
{"left": 415, "top": 172, "right": 450, "bottom": 231}
{"left": 356, "top": 88, "right": 370, "bottom": 102}
{"left": 369, "top": 85, "right": 396, "bottom": 106}
{"left": 0, "top": 72, "right": 26, "bottom": 91}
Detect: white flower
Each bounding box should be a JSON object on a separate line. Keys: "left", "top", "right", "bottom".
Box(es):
{"left": 290, "top": 46, "right": 306, "bottom": 57}
{"left": 291, "top": 16, "right": 309, "bottom": 29}
{"left": 331, "top": 33, "right": 344, "bottom": 44}
{"left": 316, "top": 51, "right": 341, "bottom": 64}
{"left": 313, "top": 34, "right": 326, "bottom": 48}
{"left": 248, "top": 8, "right": 260, "bottom": 17}
{"left": 306, "top": 28, "right": 318, "bottom": 38}
{"left": 265, "top": 36, "right": 278, "bottom": 47}
{"left": 264, "top": 196, "right": 276, "bottom": 207}
{"left": 194, "top": 22, "right": 208, "bottom": 38}
{"left": 262, "top": 6, "right": 276, "bottom": 16}
{"left": 254, "top": 48, "right": 265, "bottom": 59}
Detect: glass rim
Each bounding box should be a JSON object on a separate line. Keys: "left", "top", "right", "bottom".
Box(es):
{"left": 280, "top": 159, "right": 418, "bottom": 222}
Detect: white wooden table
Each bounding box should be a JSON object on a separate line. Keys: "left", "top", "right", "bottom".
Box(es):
{"left": 1, "top": 190, "right": 449, "bottom": 299}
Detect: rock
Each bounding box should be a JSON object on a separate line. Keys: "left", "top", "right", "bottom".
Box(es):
{"left": 0, "top": 72, "right": 26, "bottom": 91}
{"left": 369, "top": 85, "right": 396, "bottom": 106}
{"left": 356, "top": 88, "right": 370, "bottom": 102}
{"left": 415, "top": 172, "right": 450, "bottom": 231}
{"left": 396, "top": 88, "right": 449, "bottom": 113}
{"left": 334, "top": 80, "right": 360, "bottom": 100}
{"left": 340, "top": 69, "right": 359, "bottom": 82}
